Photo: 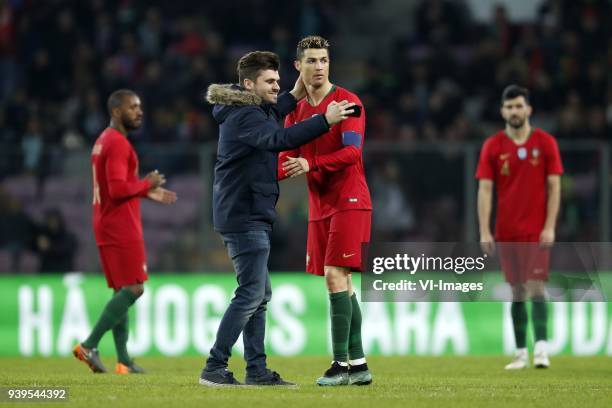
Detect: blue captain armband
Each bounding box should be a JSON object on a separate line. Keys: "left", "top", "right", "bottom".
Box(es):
{"left": 342, "top": 131, "right": 362, "bottom": 148}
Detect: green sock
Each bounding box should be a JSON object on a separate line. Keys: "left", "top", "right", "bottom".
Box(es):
{"left": 83, "top": 288, "right": 138, "bottom": 349}
{"left": 348, "top": 292, "right": 365, "bottom": 361}
{"left": 330, "top": 291, "right": 352, "bottom": 363}
{"left": 112, "top": 312, "right": 131, "bottom": 365}
{"left": 532, "top": 300, "right": 548, "bottom": 341}
{"left": 511, "top": 302, "right": 528, "bottom": 348}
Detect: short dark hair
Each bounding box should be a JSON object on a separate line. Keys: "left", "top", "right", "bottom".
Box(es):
{"left": 237, "top": 51, "right": 280, "bottom": 85}
{"left": 296, "top": 35, "right": 330, "bottom": 60}
{"left": 501, "top": 85, "right": 530, "bottom": 105}
{"left": 107, "top": 89, "right": 137, "bottom": 115}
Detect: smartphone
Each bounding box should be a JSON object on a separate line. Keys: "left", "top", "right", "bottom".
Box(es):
{"left": 347, "top": 104, "right": 362, "bottom": 118}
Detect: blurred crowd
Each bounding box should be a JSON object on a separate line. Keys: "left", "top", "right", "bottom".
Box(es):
{"left": 0, "top": 186, "right": 76, "bottom": 272}
{"left": 0, "top": 0, "right": 337, "bottom": 175}
{"left": 0, "top": 0, "right": 608, "bottom": 158}
{"left": 363, "top": 0, "right": 611, "bottom": 142}
{"left": 0, "top": 0, "right": 609, "bottom": 272}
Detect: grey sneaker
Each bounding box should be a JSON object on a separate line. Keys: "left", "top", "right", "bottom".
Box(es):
{"left": 199, "top": 368, "right": 242, "bottom": 387}
{"left": 316, "top": 362, "right": 349, "bottom": 386}
{"left": 348, "top": 363, "right": 372, "bottom": 385}
{"left": 245, "top": 369, "right": 296, "bottom": 387}
{"left": 73, "top": 343, "right": 107, "bottom": 373}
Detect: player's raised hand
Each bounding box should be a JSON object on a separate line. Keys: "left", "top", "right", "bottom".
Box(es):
{"left": 480, "top": 232, "right": 496, "bottom": 256}
{"left": 145, "top": 170, "right": 166, "bottom": 189}
{"left": 289, "top": 74, "right": 307, "bottom": 100}
{"left": 324, "top": 100, "right": 356, "bottom": 125}
{"left": 283, "top": 157, "right": 310, "bottom": 178}
{"left": 147, "top": 187, "right": 177, "bottom": 205}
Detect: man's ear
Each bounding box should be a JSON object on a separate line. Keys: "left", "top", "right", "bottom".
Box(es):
{"left": 294, "top": 60, "right": 301, "bottom": 72}
{"left": 243, "top": 78, "right": 254, "bottom": 90}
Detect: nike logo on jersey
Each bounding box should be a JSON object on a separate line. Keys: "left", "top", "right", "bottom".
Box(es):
{"left": 342, "top": 253, "right": 356, "bottom": 258}
{"left": 499, "top": 153, "right": 510, "bottom": 160}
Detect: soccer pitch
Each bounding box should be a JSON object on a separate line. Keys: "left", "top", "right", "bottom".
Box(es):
{"left": 0, "top": 356, "right": 610, "bottom": 407}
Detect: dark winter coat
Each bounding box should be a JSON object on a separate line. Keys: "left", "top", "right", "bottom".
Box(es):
{"left": 207, "top": 84, "right": 329, "bottom": 232}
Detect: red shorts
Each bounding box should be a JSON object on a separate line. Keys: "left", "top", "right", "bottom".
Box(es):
{"left": 306, "top": 210, "right": 371, "bottom": 276}
{"left": 497, "top": 234, "right": 549, "bottom": 284}
{"left": 98, "top": 243, "right": 148, "bottom": 289}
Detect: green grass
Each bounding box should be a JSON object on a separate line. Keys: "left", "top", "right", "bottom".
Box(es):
{"left": 0, "top": 356, "right": 610, "bottom": 408}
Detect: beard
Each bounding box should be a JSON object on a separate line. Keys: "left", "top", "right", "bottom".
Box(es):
{"left": 123, "top": 117, "right": 142, "bottom": 131}
{"left": 507, "top": 116, "right": 526, "bottom": 129}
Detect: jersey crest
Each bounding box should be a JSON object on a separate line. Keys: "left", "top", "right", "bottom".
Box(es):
{"left": 500, "top": 160, "right": 510, "bottom": 176}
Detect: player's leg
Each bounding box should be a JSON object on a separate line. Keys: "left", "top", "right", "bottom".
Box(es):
{"left": 76, "top": 283, "right": 143, "bottom": 371}
{"left": 528, "top": 279, "right": 550, "bottom": 368}
{"left": 74, "top": 246, "right": 146, "bottom": 373}
{"left": 525, "top": 239, "right": 550, "bottom": 368}
{"left": 346, "top": 274, "right": 372, "bottom": 385}
{"left": 344, "top": 210, "right": 372, "bottom": 384}
{"left": 200, "top": 231, "right": 269, "bottom": 387}
{"left": 112, "top": 301, "right": 129, "bottom": 364}
{"left": 499, "top": 242, "right": 529, "bottom": 369}
{"left": 347, "top": 275, "right": 364, "bottom": 362}
{"left": 505, "top": 283, "right": 529, "bottom": 369}
{"left": 317, "top": 210, "right": 371, "bottom": 385}
{"left": 305, "top": 219, "right": 350, "bottom": 385}
{"left": 316, "top": 265, "right": 352, "bottom": 386}
{"left": 327, "top": 266, "right": 352, "bottom": 367}
{"left": 113, "top": 283, "right": 146, "bottom": 374}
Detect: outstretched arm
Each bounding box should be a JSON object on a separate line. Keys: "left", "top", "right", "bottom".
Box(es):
{"left": 238, "top": 107, "right": 328, "bottom": 152}
{"left": 239, "top": 100, "right": 355, "bottom": 152}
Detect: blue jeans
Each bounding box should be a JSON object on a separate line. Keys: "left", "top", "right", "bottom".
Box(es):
{"left": 205, "top": 231, "right": 272, "bottom": 375}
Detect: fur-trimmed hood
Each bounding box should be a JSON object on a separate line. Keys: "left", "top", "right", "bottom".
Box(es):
{"left": 206, "top": 84, "right": 262, "bottom": 106}
{"left": 207, "top": 84, "right": 263, "bottom": 124}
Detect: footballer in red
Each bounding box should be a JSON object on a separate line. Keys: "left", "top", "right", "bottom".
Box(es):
{"left": 476, "top": 85, "right": 562, "bottom": 370}
{"left": 74, "top": 90, "right": 176, "bottom": 375}
{"left": 279, "top": 36, "right": 372, "bottom": 386}
{"left": 281, "top": 84, "right": 371, "bottom": 279}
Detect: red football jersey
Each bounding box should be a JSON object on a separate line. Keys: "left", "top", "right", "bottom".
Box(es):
{"left": 476, "top": 128, "right": 563, "bottom": 239}
{"left": 279, "top": 85, "right": 372, "bottom": 221}
{"left": 92, "top": 128, "right": 151, "bottom": 246}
